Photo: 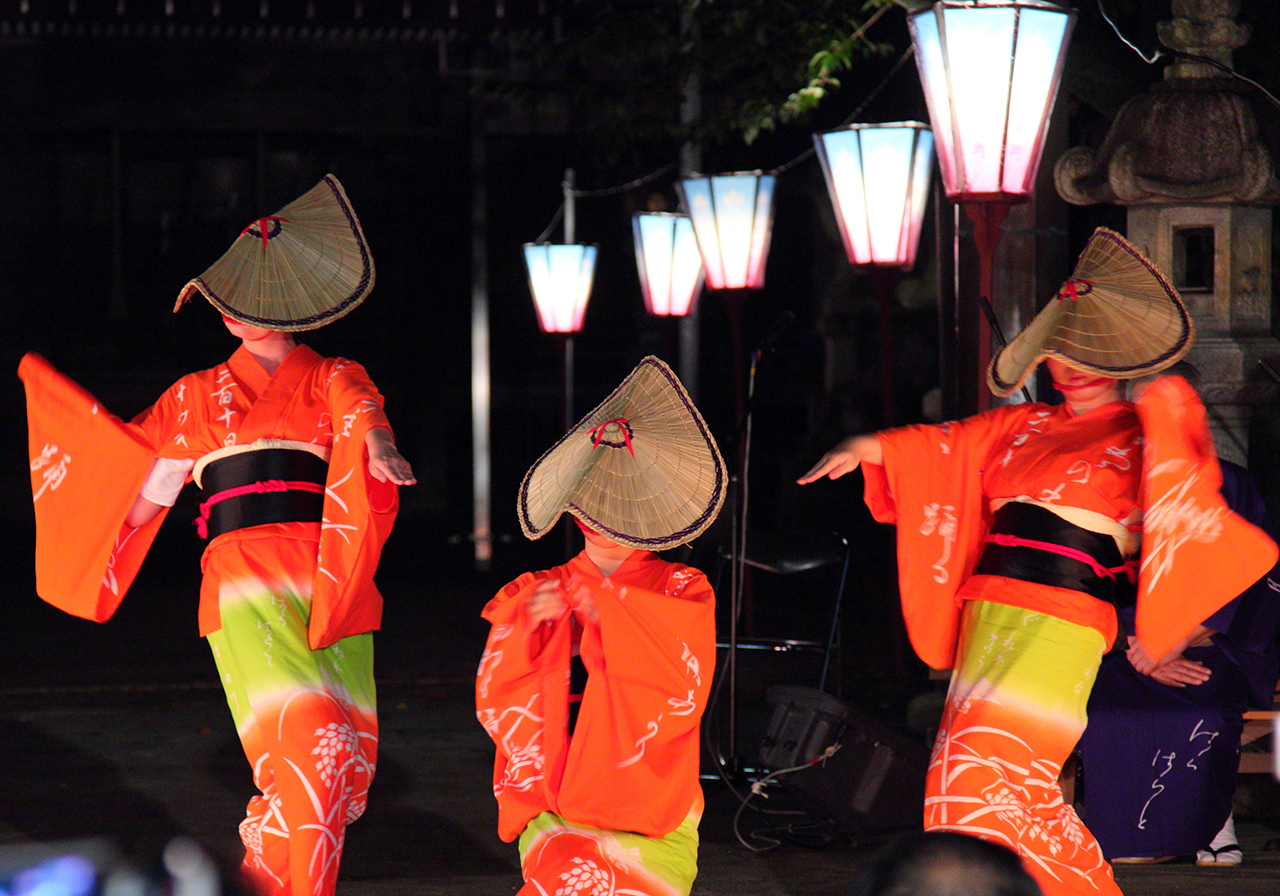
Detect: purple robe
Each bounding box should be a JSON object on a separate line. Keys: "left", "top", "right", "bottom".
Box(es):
{"left": 1076, "top": 460, "right": 1280, "bottom": 858}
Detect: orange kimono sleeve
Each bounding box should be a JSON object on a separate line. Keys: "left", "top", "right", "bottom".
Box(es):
{"left": 18, "top": 352, "right": 171, "bottom": 622}
{"left": 1134, "top": 375, "right": 1279, "bottom": 661}
{"left": 308, "top": 359, "right": 399, "bottom": 650}
{"left": 864, "top": 405, "right": 1046, "bottom": 670}
{"left": 558, "top": 565, "right": 716, "bottom": 837}
{"left": 475, "top": 568, "right": 568, "bottom": 841}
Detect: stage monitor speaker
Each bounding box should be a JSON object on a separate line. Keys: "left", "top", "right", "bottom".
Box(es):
{"left": 759, "top": 684, "right": 849, "bottom": 769}
{"left": 761, "top": 686, "right": 930, "bottom": 839}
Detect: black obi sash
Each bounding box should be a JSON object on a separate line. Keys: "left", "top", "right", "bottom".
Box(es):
{"left": 974, "top": 502, "right": 1138, "bottom": 608}
{"left": 197, "top": 448, "right": 328, "bottom": 540}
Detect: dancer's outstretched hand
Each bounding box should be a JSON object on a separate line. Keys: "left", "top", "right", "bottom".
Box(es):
{"left": 797, "top": 434, "right": 882, "bottom": 484}
{"left": 366, "top": 427, "right": 417, "bottom": 485}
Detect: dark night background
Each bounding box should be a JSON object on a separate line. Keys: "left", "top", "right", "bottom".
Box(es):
{"left": 3, "top": 0, "right": 1280, "bottom": 725}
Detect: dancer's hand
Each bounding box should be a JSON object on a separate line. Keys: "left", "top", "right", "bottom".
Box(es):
{"left": 528, "top": 580, "right": 568, "bottom": 625}
{"left": 567, "top": 589, "right": 599, "bottom": 626}
{"left": 366, "top": 427, "right": 417, "bottom": 485}
{"left": 797, "top": 434, "right": 883, "bottom": 484}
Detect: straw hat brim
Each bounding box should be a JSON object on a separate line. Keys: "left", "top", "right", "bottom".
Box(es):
{"left": 988, "top": 228, "right": 1194, "bottom": 397}
{"left": 174, "top": 175, "right": 374, "bottom": 332}
{"left": 517, "top": 356, "right": 727, "bottom": 551}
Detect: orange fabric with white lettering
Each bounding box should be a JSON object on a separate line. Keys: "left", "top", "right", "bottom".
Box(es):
{"left": 862, "top": 401, "right": 1069, "bottom": 669}
{"left": 863, "top": 377, "right": 1276, "bottom": 669}
{"left": 476, "top": 550, "right": 715, "bottom": 842}
{"left": 133, "top": 343, "right": 397, "bottom": 648}
{"left": 1132, "top": 375, "right": 1278, "bottom": 660}
{"left": 19, "top": 352, "right": 166, "bottom": 622}
{"left": 20, "top": 345, "right": 397, "bottom": 649}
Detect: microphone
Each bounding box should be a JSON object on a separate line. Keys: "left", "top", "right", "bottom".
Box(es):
{"left": 756, "top": 310, "right": 797, "bottom": 357}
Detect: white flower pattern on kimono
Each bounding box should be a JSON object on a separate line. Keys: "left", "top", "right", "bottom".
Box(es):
{"left": 313, "top": 721, "right": 361, "bottom": 786}
{"left": 557, "top": 856, "right": 613, "bottom": 895}
{"left": 1055, "top": 807, "right": 1087, "bottom": 850}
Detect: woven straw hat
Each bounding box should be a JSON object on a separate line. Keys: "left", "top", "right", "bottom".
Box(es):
{"left": 173, "top": 175, "right": 374, "bottom": 331}
{"left": 988, "top": 227, "right": 1194, "bottom": 397}
{"left": 518, "top": 356, "right": 727, "bottom": 550}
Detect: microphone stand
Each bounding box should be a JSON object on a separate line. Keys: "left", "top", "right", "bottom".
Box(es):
{"left": 722, "top": 311, "right": 793, "bottom": 776}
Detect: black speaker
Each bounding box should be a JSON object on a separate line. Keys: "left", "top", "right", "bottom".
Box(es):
{"left": 763, "top": 686, "right": 930, "bottom": 839}
{"left": 759, "top": 684, "right": 849, "bottom": 769}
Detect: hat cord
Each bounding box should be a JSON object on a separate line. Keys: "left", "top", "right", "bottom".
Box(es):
{"left": 1058, "top": 279, "right": 1094, "bottom": 302}
{"left": 588, "top": 418, "right": 635, "bottom": 457}
{"left": 241, "top": 216, "right": 290, "bottom": 251}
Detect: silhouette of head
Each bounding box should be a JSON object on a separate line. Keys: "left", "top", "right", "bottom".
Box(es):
{"left": 844, "top": 831, "right": 1042, "bottom": 896}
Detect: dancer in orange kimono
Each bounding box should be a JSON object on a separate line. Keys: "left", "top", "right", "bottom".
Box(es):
{"left": 799, "top": 228, "right": 1277, "bottom": 896}
{"left": 477, "top": 357, "right": 726, "bottom": 896}
{"left": 20, "top": 176, "right": 414, "bottom": 896}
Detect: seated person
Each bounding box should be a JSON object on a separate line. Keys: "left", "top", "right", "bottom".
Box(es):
{"left": 1076, "top": 367, "right": 1280, "bottom": 866}
{"left": 476, "top": 357, "right": 727, "bottom": 896}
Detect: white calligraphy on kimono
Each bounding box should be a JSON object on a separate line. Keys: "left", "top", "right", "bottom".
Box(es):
{"left": 1138, "top": 749, "right": 1178, "bottom": 830}
{"left": 102, "top": 525, "right": 139, "bottom": 595}
{"left": 1099, "top": 445, "right": 1134, "bottom": 471}
{"left": 617, "top": 621, "right": 705, "bottom": 769}
{"left": 1185, "top": 718, "right": 1218, "bottom": 771}
{"left": 476, "top": 624, "right": 512, "bottom": 700}
{"left": 31, "top": 443, "right": 71, "bottom": 502}
{"left": 999, "top": 410, "right": 1052, "bottom": 468}
{"left": 920, "top": 502, "right": 958, "bottom": 584}
{"left": 1142, "top": 460, "right": 1224, "bottom": 591}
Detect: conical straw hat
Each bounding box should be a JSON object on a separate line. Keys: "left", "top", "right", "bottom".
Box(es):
{"left": 988, "top": 227, "right": 1193, "bottom": 397}
{"left": 173, "top": 174, "right": 374, "bottom": 331}
{"left": 518, "top": 356, "right": 727, "bottom": 550}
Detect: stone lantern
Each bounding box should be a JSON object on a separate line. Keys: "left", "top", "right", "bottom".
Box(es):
{"left": 1054, "top": 0, "right": 1280, "bottom": 465}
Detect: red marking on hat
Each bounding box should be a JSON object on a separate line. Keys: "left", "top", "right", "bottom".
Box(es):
{"left": 588, "top": 417, "right": 635, "bottom": 457}
{"left": 240, "top": 216, "right": 289, "bottom": 251}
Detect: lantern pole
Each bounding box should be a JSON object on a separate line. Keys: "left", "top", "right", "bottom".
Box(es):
{"left": 964, "top": 200, "right": 1012, "bottom": 412}
{"left": 560, "top": 170, "right": 577, "bottom": 560}
{"left": 561, "top": 169, "right": 576, "bottom": 433}
{"left": 870, "top": 268, "right": 899, "bottom": 426}
{"left": 678, "top": 5, "right": 702, "bottom": 400}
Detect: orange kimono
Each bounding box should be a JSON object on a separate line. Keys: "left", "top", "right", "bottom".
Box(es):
{"left": 862, "top": 377, "right": 1277, "bottom": 896}
{"left": 20, "top": 345, "right": 399, "bottom": 896}
{"left": 476, "top": 550, "right": 716, "bottom": 896}
{"left": 20, "top": 346, "right": 396, "bottom": 649}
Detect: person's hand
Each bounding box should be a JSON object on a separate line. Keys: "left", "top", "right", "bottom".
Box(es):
{"left": 796, "top": 434, "right": 883, "bottom": 484}
{"left": 365, "top": 427, "right": 417, "bottom": 485}
{"left": 1148, "top": 656, "right": 1212, "bottom": 688}
{"left": 567, "top": 589, "right": 599, "bottom": 626}
{"left": 1127, "top": 635, "right": 1211, "bottom": 687}
{"left": 1125, "top": 635, "right": 1158, "bottom": 676}
{"left": 528, "top": 580, "right": 568, "bottom": 625}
